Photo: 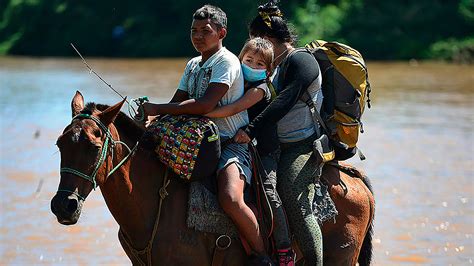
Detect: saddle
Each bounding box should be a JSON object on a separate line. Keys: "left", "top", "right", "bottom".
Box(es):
{"left": 186, "top": 143, "right": 339, "bottom": 253}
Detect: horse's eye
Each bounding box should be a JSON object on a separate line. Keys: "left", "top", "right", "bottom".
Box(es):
{"left": 94, "top": 130, "right": 101, "bottom": 138}
{"left": 87, "top": 141, "right": 101, "bottom": 152}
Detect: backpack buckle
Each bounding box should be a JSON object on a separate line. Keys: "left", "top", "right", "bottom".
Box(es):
{"left": 312, "top": 134, "right": 335, "bottom": 180}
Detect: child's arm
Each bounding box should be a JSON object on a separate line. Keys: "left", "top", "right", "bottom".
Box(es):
{"left": 142, "top": 83, "right": 228, "bottom": 116}
{"left": 205, "top": 88, "right": 265, "bottom": 118}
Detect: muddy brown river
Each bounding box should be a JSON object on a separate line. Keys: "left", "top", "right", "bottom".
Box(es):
{"left": 0, "top": 57, "right": 472, "bottom": 265}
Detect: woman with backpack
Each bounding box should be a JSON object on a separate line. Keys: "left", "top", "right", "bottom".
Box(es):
{"left": 233, "top": 1, "right": 325, "bottom": 264}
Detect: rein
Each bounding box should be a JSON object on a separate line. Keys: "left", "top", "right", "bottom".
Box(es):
{"left": 57, "top": 112, "right": 230, "bottom": 265}
{"left": 58, "top": 113, "right": 137, "bottom": 200}
{"left": 58, "top": 112, "right": 173, "bottom": 265}
{"left": 119, "top": 168, "right": 171, "bottom": 266}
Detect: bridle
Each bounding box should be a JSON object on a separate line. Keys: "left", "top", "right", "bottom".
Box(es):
{"left": 56, "top": 112, "right": 231, "bottom": 265}
{"left": 58, "top": 113, "right": 137, "bottom": 200}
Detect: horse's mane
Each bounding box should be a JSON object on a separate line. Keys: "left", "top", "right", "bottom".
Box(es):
{"left": 84, "top": 102, "right": 145, "bottom": 140}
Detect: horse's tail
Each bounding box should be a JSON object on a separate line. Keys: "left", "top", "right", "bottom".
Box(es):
{"left": 358, "top": 175, "right": 374, "bottom": 266}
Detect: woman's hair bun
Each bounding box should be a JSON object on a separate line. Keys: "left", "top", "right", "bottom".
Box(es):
{"left": 258, "top": 0, "right": 280, "bottom": 13}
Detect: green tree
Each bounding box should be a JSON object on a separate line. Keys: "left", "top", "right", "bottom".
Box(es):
{"left": 291, "top": 0, "right": 473, "bottom": 61}
{"left": 1, "top": 0, "right": 473, "bottom": 60}
{"left": 0, "top": 0, "right": 260, "bottom": 57}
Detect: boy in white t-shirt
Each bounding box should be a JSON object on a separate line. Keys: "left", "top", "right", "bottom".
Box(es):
{"left": 141, "top": 5, "right": 267, "bottom": 258}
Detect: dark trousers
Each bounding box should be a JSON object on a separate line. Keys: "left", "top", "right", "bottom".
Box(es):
{"left": 260, "top": 150, "right": 292, "bottom": 249}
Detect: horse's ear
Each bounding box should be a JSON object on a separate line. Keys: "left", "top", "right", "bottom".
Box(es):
{"left": 71, "top": 91, "right": 84, "bottom": 117}
{"left": 98, "top": 98, "right": 126, "bottom": 126}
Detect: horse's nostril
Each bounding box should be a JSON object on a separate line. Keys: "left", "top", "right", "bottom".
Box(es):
{"left": 67, "top": 198, "right": 78, "bottom": 213}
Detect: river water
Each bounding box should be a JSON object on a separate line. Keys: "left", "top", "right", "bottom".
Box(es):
{"left": 0, "top": 57, "right": 472, "bottom": 265}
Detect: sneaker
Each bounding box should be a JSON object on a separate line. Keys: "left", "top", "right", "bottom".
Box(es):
{"left": 277, "top": 249, "right": 295, "bottom": 266}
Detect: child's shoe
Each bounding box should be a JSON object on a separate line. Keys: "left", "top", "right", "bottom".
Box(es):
{"left": 277, "top": 249, "right": 295, "bottom": 266}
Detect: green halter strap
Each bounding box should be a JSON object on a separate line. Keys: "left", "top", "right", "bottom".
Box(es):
{"left": 58, "top": 113, "right": 137, "bottom": 199}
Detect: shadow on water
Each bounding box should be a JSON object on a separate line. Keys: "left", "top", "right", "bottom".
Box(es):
{"left": 0, "top": 57, "right": 473, "bottom": 264}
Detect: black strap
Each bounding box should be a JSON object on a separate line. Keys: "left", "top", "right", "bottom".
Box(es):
{"left": 248, "top": 143, "right": 274, "bottom": 244}
{"left": 277, "top": 48, "right": 306, "bottom": 90}
{"left": 300, "top": 89, "right": 330, "bottom": 136}
{"left": 278, "top": 47, "right": 332, "bottom": 138}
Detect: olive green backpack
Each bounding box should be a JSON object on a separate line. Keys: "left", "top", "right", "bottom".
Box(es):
{"left": 294, "top": 40, "right": 372, "bottom": 161}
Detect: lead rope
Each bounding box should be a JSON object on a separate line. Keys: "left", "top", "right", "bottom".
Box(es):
{"left": 120, "top": 168, "right": 171, "bottom": 266}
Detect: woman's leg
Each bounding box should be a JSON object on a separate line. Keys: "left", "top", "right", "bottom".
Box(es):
{"left": 277, "top": 142, "right": 323, "bottom": 266}
{"left": 218, "top": 163, "right": 266, "bottom": 254}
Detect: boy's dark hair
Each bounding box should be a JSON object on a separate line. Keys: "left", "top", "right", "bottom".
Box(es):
{"left": 249, "top": 1, "right": 297, "bottom": 45}
{"left": 193, "top": 5, "right": 227, "bottom": 29}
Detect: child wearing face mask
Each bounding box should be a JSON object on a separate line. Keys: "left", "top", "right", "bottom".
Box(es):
{"left": 206, "top": 37, "right": 294, "bottom": 266}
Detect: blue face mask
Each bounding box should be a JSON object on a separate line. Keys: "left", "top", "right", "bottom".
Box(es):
{"left": 241, "top": 63, "right": 267, "bottom": 82}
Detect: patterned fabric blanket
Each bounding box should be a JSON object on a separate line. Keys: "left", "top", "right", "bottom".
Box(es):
{"left": 186, "top": 180, "right": 338, "bottom": 237}
{"left": 313, "top": 180, "right": 338, "bottom": 224}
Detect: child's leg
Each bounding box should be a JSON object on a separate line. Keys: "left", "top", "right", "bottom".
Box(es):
{"left": 217, "top": 163, "right": 266, "bottom": 254}
{"left": 260, "top": 152, "right": 292, "bottom": 249}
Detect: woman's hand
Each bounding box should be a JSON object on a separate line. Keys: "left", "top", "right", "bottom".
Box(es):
{"left": 233, "top": 129, "right": 251, "bottom": 144}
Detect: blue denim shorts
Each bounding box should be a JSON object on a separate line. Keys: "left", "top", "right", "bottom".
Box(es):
{"left": 217, "top": 142, "right": 252, "bottom": 184}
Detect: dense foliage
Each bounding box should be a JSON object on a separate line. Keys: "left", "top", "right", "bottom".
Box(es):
{"left": 1, "top": 0, "right": 473, "bottom": 61}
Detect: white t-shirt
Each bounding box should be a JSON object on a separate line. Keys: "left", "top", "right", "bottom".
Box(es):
{"left": 177, "top": 47, "right": 248, "bottom": 138}
{"left": 255, "top": 82, "right": 272, "bottom": 102}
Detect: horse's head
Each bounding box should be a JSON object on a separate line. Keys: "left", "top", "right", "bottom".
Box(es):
{"left": 51, "top": 91, "right": 126, "bottom": 225}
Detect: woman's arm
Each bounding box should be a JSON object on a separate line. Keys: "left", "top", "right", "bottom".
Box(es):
{"left": 205, "top": 88, "right": 265, "bottom": 118}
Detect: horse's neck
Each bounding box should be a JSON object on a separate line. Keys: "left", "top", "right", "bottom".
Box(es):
{"left": 100, "top": 122, "right": 165, "bottom": 248}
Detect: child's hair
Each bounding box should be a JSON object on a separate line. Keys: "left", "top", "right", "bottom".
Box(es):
{"left": 238, "top": 37, "right": 274, "bottom": 74}
{"left": 193, "top": 5, "right": 227, "bottom": 30}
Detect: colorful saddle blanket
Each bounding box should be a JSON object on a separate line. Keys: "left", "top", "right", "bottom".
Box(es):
{"left": 143, "top": 115, "right": 220, "bottom": 181}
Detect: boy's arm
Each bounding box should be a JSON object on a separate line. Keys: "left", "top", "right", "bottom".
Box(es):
{"left": 169, "top": 90, "right": 189, "bottom": 103}
{"left": 205, "top": 88, "right": 264, "bottom": 118}
{"left": 142, "top": 82, "right": 228, "bottom": 116}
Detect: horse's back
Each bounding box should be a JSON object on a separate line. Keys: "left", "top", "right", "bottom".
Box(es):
{"left": 321, "top": 163, "right": 375, "bottom": 265}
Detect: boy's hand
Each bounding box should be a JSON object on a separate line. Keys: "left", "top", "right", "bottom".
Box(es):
{"left": 141, "top": 102, "right": 155, "bottom": 117}
{"left": 233, "top": 129, "right": 251, "bottom": 144}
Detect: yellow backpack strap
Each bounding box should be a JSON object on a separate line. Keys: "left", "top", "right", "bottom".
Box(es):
{"left": 267, "top": 81, "right": 277, "bottom": 100}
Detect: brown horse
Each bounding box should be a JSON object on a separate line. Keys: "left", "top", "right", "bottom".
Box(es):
{"left": 51, "top": 91, "right": 374, "bottom": 266}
